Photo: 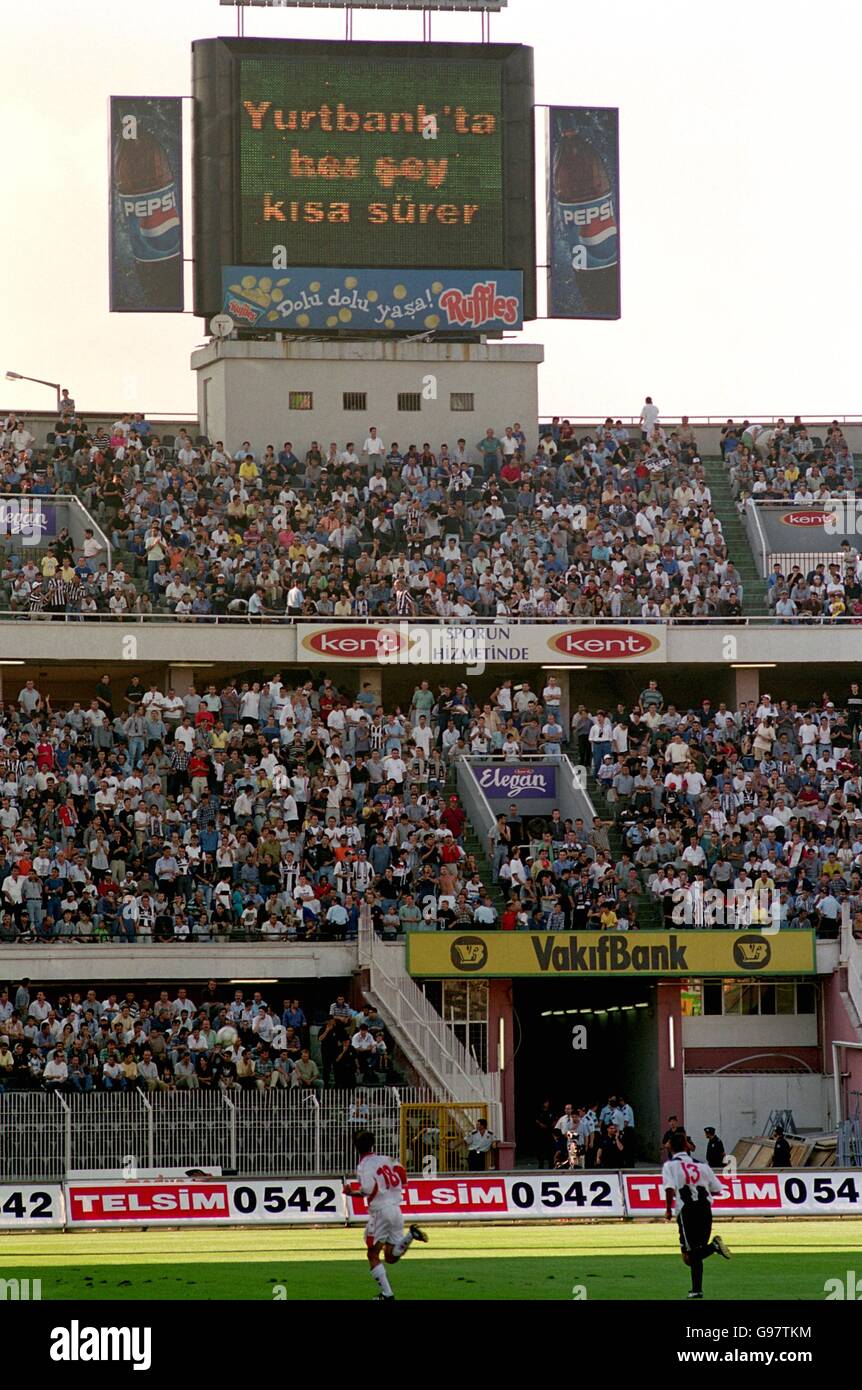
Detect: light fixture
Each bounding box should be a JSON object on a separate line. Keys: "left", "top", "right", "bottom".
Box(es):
{"left": 542, "top": 664, "right": 588, "bottom": 670}
{"left": 634, "top": 1001, "right": 649, "bottom": 1008}
{"left": 551, "top": 1009, "right": 566, "bottom": 1016}
{"left": 229, "top": 978, "right": 279, "bottom": 984}
{"left": 5, "top": 370, "right": 62, "bottom": 410}
{"left": 730, "top": 663, "right": 777, "bottom": 669}
{"left": 668, "top": 1016, "right": 676, "bottom": 1069}
{"left": 498, "top": 1016, "right": 505, "bottom": 1071}
{"left": 171, "top": 663, "right": 216, "bottom": 669}
{"left": 606, "top": 1006, "right": 619, "bottom": 1013}
{"left": 0, "top": 660, "right": 25, "bottom": 666}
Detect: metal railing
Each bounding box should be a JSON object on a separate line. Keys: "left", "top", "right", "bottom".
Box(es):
{"left": 539, "top": 415, "right": 862, "bottom": 428}
{"left": 0, "top": 610, "right": 843, "bottom": 627}
{"left": 365, "top": 931, "right": 501, "bottom": 1130}
{"left": 0, "top": 1087, "right": 432, "bottom": 1182}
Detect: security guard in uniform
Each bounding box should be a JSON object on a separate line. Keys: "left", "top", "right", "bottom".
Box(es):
{"left": 704, "top": 1126, "right": 726, "bottom": 1168}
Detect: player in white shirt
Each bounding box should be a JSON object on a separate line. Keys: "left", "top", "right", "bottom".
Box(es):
{"left": 346, "top": 1130, "right": 428, "bottom": 1300}
{"left": 662, "top": 1131, "right": 732, "bottom": 1299}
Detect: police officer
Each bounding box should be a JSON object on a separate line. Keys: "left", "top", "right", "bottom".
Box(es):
{"left": 771, "top": 1126, "right": 792, "bottom": 1166}
{"left": 704, "top": 1126, "right": 726, "bottom": 1168}
{"left": 465, "top": 1117, "right": 497, "bottom": 1172}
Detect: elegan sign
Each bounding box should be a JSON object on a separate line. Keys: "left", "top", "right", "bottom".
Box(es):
{"left": 406, "top": 930, "right": 817, "bottom": 978}
{"left": 222, "top": 267, "right": 523, "bottom": 333}
{"left": 473, "top": 764, "right": 557, "bottom": 800}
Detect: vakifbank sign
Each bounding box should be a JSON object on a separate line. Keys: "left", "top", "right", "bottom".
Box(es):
{"left": 406, "top": 930, "right": 817, "bottom": 978}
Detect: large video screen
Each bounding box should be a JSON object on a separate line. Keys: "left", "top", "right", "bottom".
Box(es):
{"left": 193, "top": 38, "right": 535, "bottom": 322}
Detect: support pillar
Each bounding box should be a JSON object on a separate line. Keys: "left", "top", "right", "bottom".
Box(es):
{"left": 733, "top": 667, "right": 761, "bottom": 708}
{"left": 168, "top": 666, "right": 196, "bottom": 697}
{"left": 657, "top": 981, "right": 685, "bottom": 1136}
{"left": 357, "top": 666, "right": 383, "bottom": 706}
{"left": 488, "top": 978, "right": 516, "bottom": 1163}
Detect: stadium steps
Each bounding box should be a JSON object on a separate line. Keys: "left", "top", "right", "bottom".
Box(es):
{"left": 449, "top": 769, "right": 508, "bottom": 916}
{"left": 585, "top": 770, "right": 664, "bottom": 930}
{"left": 702, "top": 456, "right": 770, "bottom": 615}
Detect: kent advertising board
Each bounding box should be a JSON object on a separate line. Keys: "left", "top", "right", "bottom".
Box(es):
{"left": 297, "top": 624, "right": 666, "bottom": 665}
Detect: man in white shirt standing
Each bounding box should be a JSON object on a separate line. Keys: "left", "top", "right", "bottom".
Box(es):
{"left": 639, "top": 396, "right": 660, "bottom": 438}
{"left": 363, "top": 427, "right": 385, "bottom": 461}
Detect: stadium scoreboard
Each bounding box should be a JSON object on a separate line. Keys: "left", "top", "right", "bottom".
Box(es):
{"left": 192, "top": 38, "right": 535, "bottom": 323}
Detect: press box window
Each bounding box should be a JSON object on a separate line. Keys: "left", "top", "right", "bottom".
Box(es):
{"left": 397, "top": 393, "right": 422, "bottom": 412}
{"left": 289, "top": 392, "right": 313, "bottom": 410}
{"left": 450, "top": 392, "right": 475, "bottom": 412}
{"left": 342, "top": 392, "right": 367, "bottom": 412}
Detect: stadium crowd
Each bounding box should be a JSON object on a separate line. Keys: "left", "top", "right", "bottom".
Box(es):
{"left": 0, "top": 668, "right": 529, "bottom": 945}
{"left": 0, "top": 406, "right": 751, "bottom": 622}
{"left": 0, "top": 981, "right": 389, "bottom": 1093}
{"left": 722, "top": 417, "right": 855, "bottom": 502}
{"left": 0, "top": 662, "right": 857, "bottom": 947}
{"left": 493, "top": 680, "right": 862, "bottom": 937}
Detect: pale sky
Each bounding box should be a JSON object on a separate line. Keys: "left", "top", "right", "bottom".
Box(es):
{"left": 3, "top": 0, "right": 860, "bottom": 422}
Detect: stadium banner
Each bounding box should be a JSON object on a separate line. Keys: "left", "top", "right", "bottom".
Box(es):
{"left": 221, "top": 267, "right": 523, "bottom": 333}
{"left": 64, "top": 1178, "right": 343, "bottom": 1227}
{"left": 406, "top": 929, "right": 817, "bottom": 979}
{"left": 623, "top": 1170, "right": 862, "bottom": 1218}
{"left": 0, "top": 1184, "right": 64, "bottom": 1230}
{"left": 346, "top": 1172, "right": 625, "bottom": 1221}
{"left": 547, "top": 106, "right": 620, "bottom": 320}
{"left": 109, "top": 96, "right": 184, "bottom": 312}
{"left": 471, "top": 761, "right": 557, "bottom": 813}
{"left": 0, "top": 503, "right": 57, "bottom": 538}
{"left": 297, "top": 623, "right": 665, "bottom": 665}
{"left": 756, "top": 503, "right": 854, "bottom": 558}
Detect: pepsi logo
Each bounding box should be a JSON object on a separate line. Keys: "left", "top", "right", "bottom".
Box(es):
{"left": 301, "top": 626, "right": 405, "bottom": 660}
{"left": 548, "top": 628, "right": 661, "bottom": 660}
{"left": 779, "top": 511, "right": 831, "bottom": 527}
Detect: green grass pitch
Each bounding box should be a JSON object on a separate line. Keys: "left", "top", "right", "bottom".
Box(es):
{"left": 5, "top": 1221, "right": 862, "bottom": 1300}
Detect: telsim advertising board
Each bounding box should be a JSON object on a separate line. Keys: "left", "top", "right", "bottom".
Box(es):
{"left": 10, "top": 1172, "right": 860, "bottom": 1229}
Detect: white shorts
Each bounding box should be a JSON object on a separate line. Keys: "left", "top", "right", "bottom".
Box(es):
{"left": 365, "top": 1204, "right": 405, "bottom": 1249}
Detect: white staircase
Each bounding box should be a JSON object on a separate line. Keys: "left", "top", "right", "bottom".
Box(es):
{"left": 359, "top": 916, "right": 501, "bottom": 1131}
{"left": 840, "top": 916, "right": 862, "bottom": 1036}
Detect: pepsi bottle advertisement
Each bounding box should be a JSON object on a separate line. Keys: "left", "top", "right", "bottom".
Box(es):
{"left": 547, "top": 106, "right": 620, "bottom": 320}
{"left": 109, "top": 96, "right": 184, "bottom": 312}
